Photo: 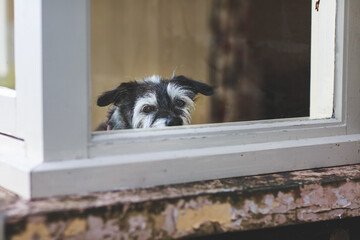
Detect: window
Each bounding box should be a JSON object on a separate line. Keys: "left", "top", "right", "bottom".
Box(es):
{"left": 91, "top": 0, "right": 312, "bottom": 130}
{"left": 0, "top": 0, "right": 359, "bottom": 199}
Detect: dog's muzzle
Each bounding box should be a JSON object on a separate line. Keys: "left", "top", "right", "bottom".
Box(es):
{"left": 165, "top": 117, "right": 183, "bottom": 126}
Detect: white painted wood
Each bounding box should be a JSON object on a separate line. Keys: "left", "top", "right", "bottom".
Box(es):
{"left": 2, "top": 0, "right": 360, "bottom": 199}
{"left": 92, "top": 118, "right": 341, "bottom": 142}
{"left": 0, "top": 135, "right": 32, "bottom": 199}
{"left": 41, "top": 0, "right": 90, "bottom": 161}
{"left": 90, "top": 118, "right": 346, "bottom": 157}
{"left": 0, "top": 0, "right": 7, "bottom": 77}
{"left": 0, "top": 131, "right": 24, "bottom": 154}
{"left": 14, "top": 0, "right": 43, "bottom": 154}
{"left": 0, "top": 87, "right": 16, "bottom": 135}
{"left": 333, "top": 0, "right": 345, "bottom": 121}
{"left": 310, "top": 0, "right": 337, "bottom": 119}
{"left": 0, "top": 153, "right": 35, "bottom": 199}
{"left": 31, "top": 134, "right": 360, "bottom": 198}
{"left": 14, "top": 0, "right": 90, "bottom": 161}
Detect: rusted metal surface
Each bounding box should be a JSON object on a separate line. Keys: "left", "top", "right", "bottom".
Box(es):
{"left": 1, "top": 164, "right": 360, "bottom": 239}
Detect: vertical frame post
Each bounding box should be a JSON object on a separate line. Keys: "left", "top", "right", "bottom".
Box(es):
{"left": 15, "top": 0, "right": 90, "bottom": 162}
{"left": 310, "top": 0, "right": 337, "bottom": 119}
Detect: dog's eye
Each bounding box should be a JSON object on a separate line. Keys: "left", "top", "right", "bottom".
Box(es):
{"left": 175, "top": 99, "right": 185, "bottom": 108}
{"left": 142, "top": 105, "right": 155, "bottom": 113}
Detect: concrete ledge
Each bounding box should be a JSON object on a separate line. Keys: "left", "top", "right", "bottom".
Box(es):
{"left": 1, "top": 164, "right": 360, "bottom": 239}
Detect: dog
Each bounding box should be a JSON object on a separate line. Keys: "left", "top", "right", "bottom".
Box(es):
{"left": 96, "top": 75, "right": 214, "bottom": 130}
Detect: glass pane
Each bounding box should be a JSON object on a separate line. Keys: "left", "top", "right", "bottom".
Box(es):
{"left": 91, "top": 0, "right": 310, "bottom": 131}
{"left": 0, "top": 0, "right": 15, "bottom": 89}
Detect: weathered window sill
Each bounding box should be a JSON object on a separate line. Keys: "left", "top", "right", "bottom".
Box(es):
{"left": 1, "top": 164, "right": 360, "bottom": 239}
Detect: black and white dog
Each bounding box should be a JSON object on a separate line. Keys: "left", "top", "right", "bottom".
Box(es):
{"left": 97, "top": 75, "right": 214, "bottom": 130}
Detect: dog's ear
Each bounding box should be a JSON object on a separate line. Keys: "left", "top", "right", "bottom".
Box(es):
{"left": 97, "top": 82, "right": 137, "bottom": 107}
{"left": 172, "top": 75, "right": 214, "bottom": 96}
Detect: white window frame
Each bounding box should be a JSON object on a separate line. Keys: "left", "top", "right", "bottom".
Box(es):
{"left": 0, "top": 0, "right": 359, "bottom": 199}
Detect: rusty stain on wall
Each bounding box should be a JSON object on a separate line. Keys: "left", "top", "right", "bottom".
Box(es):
{"left": 2, "top": 165, "right": 360, "bottom": 239}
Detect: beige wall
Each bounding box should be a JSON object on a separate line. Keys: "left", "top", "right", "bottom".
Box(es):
{"left": 91, "top": 0, "right": 213, "bottom": 130}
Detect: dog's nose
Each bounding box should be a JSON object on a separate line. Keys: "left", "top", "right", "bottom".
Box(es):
{"left": 165, "top": 117, "right": 183, "bottom": 126}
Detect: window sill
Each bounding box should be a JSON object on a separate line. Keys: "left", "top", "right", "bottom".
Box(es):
{"left": 2, "top": 164, "right": 360, "bottom": 239}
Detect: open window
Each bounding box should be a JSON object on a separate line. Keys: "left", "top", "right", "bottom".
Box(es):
{"left": 0, "top": 0, "right": 359, "bottom": 199}
{"left": 91, "top": 0, "right": 313, "bottom": 130}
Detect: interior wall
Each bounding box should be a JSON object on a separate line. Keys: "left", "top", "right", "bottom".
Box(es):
{"left": 91, "top": 0, "right": 212, "bottom": 130}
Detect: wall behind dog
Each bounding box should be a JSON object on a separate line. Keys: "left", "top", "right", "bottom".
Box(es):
{"left": 91, "top": 0, "right": 213, "bottom": 131}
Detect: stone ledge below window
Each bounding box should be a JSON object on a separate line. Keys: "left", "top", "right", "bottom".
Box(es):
{"left": 1, "top": 164, "right": 360, "bottom": 239}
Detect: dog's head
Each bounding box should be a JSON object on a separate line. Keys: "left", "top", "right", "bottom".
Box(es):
{"left": 97, "top": 75, "right": 214, "bottom": 130}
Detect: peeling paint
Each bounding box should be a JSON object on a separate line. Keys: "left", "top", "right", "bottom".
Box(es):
{"left": 176, "top": 203, "right": 232, "bottom": 231}
{"left": 63, "top": 218, "right": 86, "bottom": 237}
{"left": 11, "top": 222, "right": 51, "bottom": 240}
{"left": 3, "top": 165, "right": 360, "bottom": 239}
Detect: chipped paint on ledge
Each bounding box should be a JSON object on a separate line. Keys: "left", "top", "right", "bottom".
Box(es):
{"left": 63, "top": 218, "right": 87, "bottom": 237}
{"left": 176, "top": 203, "right": 232, "bottom": 231}
{"left": 2, "top": 165, "right": 360, "bottom": 239}
{"left": 10, "top": 217, "right": 51, "bottom": 240}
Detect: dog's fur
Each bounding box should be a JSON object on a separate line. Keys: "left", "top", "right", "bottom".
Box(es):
{"left": 97, "top": 75, "right": 214, "bottom": 130}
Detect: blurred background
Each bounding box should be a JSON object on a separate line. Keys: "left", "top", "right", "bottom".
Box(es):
{"left": 91, "top": 0, "right": 311, "bottom": 131}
